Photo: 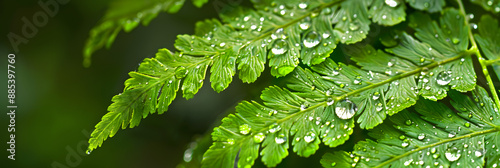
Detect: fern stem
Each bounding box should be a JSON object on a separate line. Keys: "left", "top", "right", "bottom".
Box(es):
{"left": 374, "top": 128, "right": 499, "bottom": 168}
{"left": 456, "top": 0, "right": 500, "bottom": 111}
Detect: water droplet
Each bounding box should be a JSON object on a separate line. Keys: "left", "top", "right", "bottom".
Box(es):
{"left": 349, "top": 22, "right": 360, "bottom": 31}
{"left": 436, "top": 71, "right": 452, "bottom": 85}
{"left": 304, "top": 132, "right": 316, "bottom": 143}
{"left": 269, "top": 123, "right": 281, "bottom": 133}
{"left": 464, "top": 122, "right": 471, "bottom": 127}
{"left": 372, "top": 92, "right": 380, "bottom": 100}
{"left": 331, "top": 162, "right": 337, "bottom": 167}
{"left": 448, "top": 131, "right": 456, "bottom": 138}
{"left": 298, "top": 3, "right": 308, "bottom": 9}
{"left": 227, "top": 138, "right": 235, "bottom": 145}
{"left": 445, "top": 147, "right": 461, "bottom": 162}
{"left": 474, "top": 149, "right": 483, "bottom": 157}
{"left": 452, "top": 38, "right": 460, "bottom": 44}
{"left": 405, "top": 120, "right": 412, "bottom": 125}
{"left": 303, "top": 31, "right": 321, "bottom": 48}
{"left": 418, "top": 133, "right": 425, "bottom": 140}
{"left": 335, "top": 99, "right": 357, "bottom": 119}
{"left": 253, "top": 133, "right": 265, "bottom": 143}
{"left": 300, "top": 104, "right": 307, "bottom": 111}
{"left": 175, "top": 66, "right": 188, "bottom": 79}
{"left": 271, "top": 39, "right": 288, "bottom": 55}
{"left": 269, "top": 110, "right": 278, "bottom": 116}
{"left": 275, "top": 134, "right": 286, "bottom": 144}
{"left": 327, "top": 98, "right": 335, "bottom": 106}
{"left": 86, "top": 149, "right": 92, "bottom": 155}
{"left": 239, "top": 124, "right": 251, "bottom": 135}
{"left": 385, "top": 0, "right": 398, "bottom": 7}
{"left": 402, "top": 142, "right": 409, "bottom": 148}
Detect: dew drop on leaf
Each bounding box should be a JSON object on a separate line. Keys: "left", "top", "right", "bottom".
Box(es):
{"left": 303, "top": 31, "right": 321, "bottom": 48}
{"left": 86, "top": 149, "right": 92, "bottom": 155}
{"left": 303, "top": 132, "right": 316, "bottom": 143}
{"left": 372, "top": 92, "right": 380, "bottom": 100}
{"left": 331, "top": 162, "right": 337, "bottom": 167}
{"left": 253, "top": 133, "right": 265, "bottom": 143}
{"left": 401, "top": 142, "right": 409, "bottom": 148}
{"left": 418, "top": 133, "right": 425, "bottom": 140}
{"left": 175, "top": 66, "right": 188, "bottom": 79}
{"left": 405, "top": 119, "right": 412, "bottom": 125}
{"left": 436, "top": 71, "right": 452, "bottom": 85}
{"left": 384, "top": 0, "right": 398, "bottom": 7}
{"left": 348, "top": 22, "right": 360, "bottom": 31}
{"left": 445, "top": 147, "right": 461, "bottom": 162}
{"left": 269, "top": 123, "right": 281, "bottom": 133}
{"left": 275, "top": 134, "right": 286, "bottom": 144}
{"left": 452, "top": 38, "right": 460, "bottom": 44}
{"left": 474, "top": 149, "right": 483, "bottom": 157}
{"left": 271, "top": 39, "right": 288, "bottom": 55}
{"left": 335, "top": 99, "right": 357, "bottom": 119}
{"left": 239, "top": 124, "right": 251, "bottom": 135}
{"left": 298, "top": 3, "right": 308, "bottom": 9}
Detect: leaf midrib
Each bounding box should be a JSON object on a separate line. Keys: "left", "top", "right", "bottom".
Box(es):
{"left": 373, "top": 127, "right": 500, "bottom": 168}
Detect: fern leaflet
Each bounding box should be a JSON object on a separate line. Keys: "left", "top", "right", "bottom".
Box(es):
{"left": 321, "top": 86, "right": 500, "bottom": 168}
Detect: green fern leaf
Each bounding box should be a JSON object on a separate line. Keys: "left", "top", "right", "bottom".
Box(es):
{"left": 87, "top": 49, "right": 211, "bottom": 152}
{"left": 474, "top": 15, "right": 500, "bottom": 81}
{"left": 83, "top": 0, "right": 208, "bottom": 67}
{"left": 202, "top": 8, "right": 478, "bottom": 168}
{"left": 321, "top": 86, "right": 500, "bottom": 168}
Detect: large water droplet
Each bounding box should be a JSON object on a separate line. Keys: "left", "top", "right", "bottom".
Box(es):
{"left": 452, "top": 38, "right": 460, "bottom": 44}
{"left": 303, "top": 132, "right": 316, "bottom": 143}
{"left": 436, "top": 71, "right": 452, "bottom": 85}
{"left": 335, "top": 99, "right": 357, "bottom": 119}
{"left": 445, "top": 147, "right": 461, "bottom": 162}
{"left": 303, "top": 31, "right": 321, "bottom": 48}
{"left": 239, "top": 124, "right": 251, "bottom": 135}
{"left": 253, "top": 133, "right": 265, "bottom": 143}
{"left": 271, "top": 39, "right": 288, "bottom": 55}
{"left": 175, "top": 66, "right": 188, "bottom": 79}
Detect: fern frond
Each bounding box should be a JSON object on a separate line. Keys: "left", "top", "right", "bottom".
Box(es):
{"left": 201, "top": 8, "right": 477, "bottom": 168}
{"left": 83, "top": 0, "right": 208, "bottom": 67}
{"left": 87, "top": 49, "right": 211, "bottom": 152}
{"left": 321, "top": 86, "right": 500, "bottom": 168}
{"left": 474, "top": 15, "right": 500, "bottom": 80}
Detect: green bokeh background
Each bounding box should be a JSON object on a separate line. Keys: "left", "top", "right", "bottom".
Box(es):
{"left": 0, "top": 1, "right": 359, "bottom": 167}
{"left": 0, "top": 0, "right": 244, "bottom": 167}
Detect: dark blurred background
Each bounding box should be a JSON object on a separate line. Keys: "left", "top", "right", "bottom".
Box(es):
{"left": 0, "top": 0, "right": 360, "bottom": 167}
